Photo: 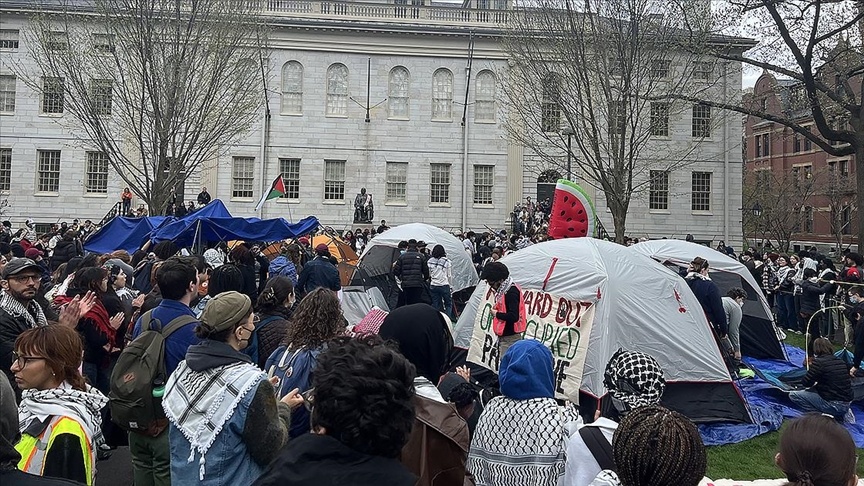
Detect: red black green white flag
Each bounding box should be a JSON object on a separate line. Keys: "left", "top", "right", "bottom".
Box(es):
{"left": 255, "top": 174, "right": 286, "bottom": 211}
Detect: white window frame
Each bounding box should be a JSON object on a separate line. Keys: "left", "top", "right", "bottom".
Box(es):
{"left": 430, "top": 163, "right": 451, "bottom": 204}
{"left": 37, "top": 150, "right": 61, "bottom": 194}
{"left": 432, "top": 68, "right": 453, "bottom": 121}
{"left": 92, "top": 33, "right": 115, "bottom": 54}
{"left": 649, "top": 102, "right": 669, "bottom": 137}
{"left": 231, "top": 156, "right": 255, "bottom": 199}
{"left": 90, "top": 79, "right": 113, "bottom": 116}
{"left": 541, "top": 74, "right": 561, "bottom": 133}
{"left": 0, "top": 30, "right": 19, "bottom": 50}
{"left": 326, "top": 64, "right": 349, "bottom": 117}
{"left": 279, "top": 158, "right": 301, "bottom": 200}
{"left": 691, "top": 104, "right": 711, "bottom": 138}
{"left": 0, "top": 148, "right": 10, "bottom": 192}
{"left": 650, "top": 59, "right": 670, "bottom": 79}
{"left": 281, "top": 61, "right": 303, "bottom": 115}
{"left": 694, "top": 61, "right": 713, "bottom": 81}
{"left": 388, "top": 66, "right": 410, "bottom": 120}
{"left": 85, "top": 152, "right": 109, "bottom": 194}
{"left": 0, "top": 75, "right": 15, "bottom": 113}
{"left": 649, "top": 170, "right": 669, "bottom": 210}
{"left": 473, "top": 165, "right": 494, "bottom": 205}
{"left": 41, "top": 77, "right": 64, "bottom": 114}
{"left": 691, "top": 171, "right": 711, "bottom": 212}
{"left": 324, "top": 160, "right": 346, "bottom": 201}
{"left": 385, "top": 162, "right": 408, "bottom": 203}
{"left": 475, "top": 70, "right": 496, "bottom": 123}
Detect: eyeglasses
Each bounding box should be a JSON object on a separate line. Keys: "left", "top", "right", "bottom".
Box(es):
{"left": 8, "top": 275, "right": 40, "bottom": 284}
{"left": 12, "top": 351, "right": 46, "bottom": 368}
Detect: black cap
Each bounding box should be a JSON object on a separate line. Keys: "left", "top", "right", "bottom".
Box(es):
{"left": 2, "top": 258, "right": 41, "bottom": 279}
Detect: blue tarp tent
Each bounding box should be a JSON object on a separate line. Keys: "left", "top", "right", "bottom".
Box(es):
{"left": 84, "top": 216, "right": 169, "bottom": 254}
{"left": 150, "top": 215, "right": 319, "bottom": 248}
{"left": 179, "top": 199, "right": 231, "bottom": 220}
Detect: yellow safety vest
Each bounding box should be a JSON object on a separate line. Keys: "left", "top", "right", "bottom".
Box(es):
{"left": 15, "top": 415, "right": 94, "bottom": 486}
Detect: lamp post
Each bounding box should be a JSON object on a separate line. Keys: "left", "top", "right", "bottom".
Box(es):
{"left": 562, "top": 127, "right": 574, "bottom": 180}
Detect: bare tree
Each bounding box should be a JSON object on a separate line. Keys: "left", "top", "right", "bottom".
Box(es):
{"left": 743, "top": 166, "right": 818, "bottom": 252}
{"left": 821, "top": 167, "right": 857, "bottom": 252}
{"left": 8, "top": 0, "right": 267, "bottom": 214}
{"left": 500, "top": 0, "right": 744, "bottom": 242}
{"left": 680, "top": 0, "right": 864, "bottom": 250}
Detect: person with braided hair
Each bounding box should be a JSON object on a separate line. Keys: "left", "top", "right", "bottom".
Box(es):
{"left": 246, "top": 276, "right": 295, "bottom": 369}
{"left": 588, "top": 405, "right": 706, "bottom": 486}
{"left": 775, "top": 414, "right": 858, "bottom": 486}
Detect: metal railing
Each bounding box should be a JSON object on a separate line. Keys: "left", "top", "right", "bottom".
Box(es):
{"left": 266, "top": 0, "right": 510, "bottom": 25}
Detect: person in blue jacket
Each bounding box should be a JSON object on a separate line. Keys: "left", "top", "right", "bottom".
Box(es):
{"left": 296, "top": 244, "right": 340, "bottom": 298}
{"left": 685, "top": 257, "right": 728, "bottom": 338}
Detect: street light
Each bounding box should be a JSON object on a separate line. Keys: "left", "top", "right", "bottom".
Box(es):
{"left": 562, "top": 126, "right": 575, "bottom": 180}
{"left": 752, "top": 202, "right": 762, "bottom": 217}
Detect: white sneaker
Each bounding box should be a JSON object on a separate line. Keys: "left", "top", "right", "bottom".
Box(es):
{"left": 844, "top": 409, "right": 856, "bottom": 424}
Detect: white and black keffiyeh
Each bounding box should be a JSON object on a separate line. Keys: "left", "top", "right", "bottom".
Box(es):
{"left": 493, "top": 276, "right": 514, "bottom": 304}
{"left": 0, "top": 290, "right": 48, "bottom": 328}
{"left": 162, "top": 361, "right": 265, "bottom": 480}
{"left": 685, "top": 272, "right": 711, "bottom": 281}
{"left": 468, "top": 396, "right": 581, "bottom": 486}
{"left": 604, "top": 350, "right": 666, "bottom": 409}
{"left": 18, "top": 381, "right": 108, "bottom": 449}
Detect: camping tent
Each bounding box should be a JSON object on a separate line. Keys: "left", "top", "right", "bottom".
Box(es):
{"left": 630, "top": 240, "right": 786, "bottom": 361}
{"left": 84, "top": 216, "right": 170, "bottom": 254}
{"left": 359, "top": 223, "right": 478, "bottom": 292}
{"left": 150, "top": 215, "right": 319, "bottom": 248}
{"left": 453, "top": 238, "right": 752, "bottom": 424}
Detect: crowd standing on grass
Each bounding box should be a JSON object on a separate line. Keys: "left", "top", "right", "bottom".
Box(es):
{"left": 4, "top": 207, "right": 864, "bottom": 484}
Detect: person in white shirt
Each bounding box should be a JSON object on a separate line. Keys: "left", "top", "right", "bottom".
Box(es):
{"left": 427, "top": 245, "right": 454, "bottom": 319}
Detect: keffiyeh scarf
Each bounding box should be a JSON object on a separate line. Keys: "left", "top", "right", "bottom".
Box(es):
{"left": 685, "top": 271, "right": 711, "bottom": 281}
{"left": 605, "top": 350, "right": 666, "bottom": 409}
{"left": 493, "top": 277, "right": 514, "bottom": 304}
{"left": 18, "top": 381, "right": 108, "bottom": 449}
{"left": 0, "top": 290, "right": 48, "bottom": 328}
{"left": 162, "top": 361, "right": 265, "bottom": 480}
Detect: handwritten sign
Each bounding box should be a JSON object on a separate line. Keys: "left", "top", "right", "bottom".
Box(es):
{"left": 467, "top": 284, "right": 596, "bottom": 401}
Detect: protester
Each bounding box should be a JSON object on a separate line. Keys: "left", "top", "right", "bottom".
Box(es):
{"left": 817, "top": 258, "right": 839, "bottom": 341}
{"left": 163, "top": 291, "right": 300, "bottom": 485}
{"left": 128, "top": 257, "right": 200, "bottom": 486}
{"left": 248, "top": 276, "right": 295, "bottom": 369}
{"left": 266, "top": 288, "right": 345, "bottom": 438}
{"left": 564, "top": 350, "right": 666, "bottom": 486}
{"left": 847, "top": 287, "right": 864, "bottom": 378}
{"left": 378, "top": 303, "right": 471, "bottom": 486}
{"left": 192, "top": 263, "right": 244, "bottom": 318}
{"left": 393, "top": 239, "right": 430, "bottom": 306}
{"left": 722, "top": 288, "right": 747, "bottom": 366}
{"left": 775, "top": 414, "right": 858, "bottom": 486}
{"left": 480, "top": 262, "right": 526, "bottom": 358}
{"left": 296, "top": 244, "right": 340, "bottom": 297}
{"left": 589, "top": 405, "right": 706, "bottom": 486}
{"left": 774, "top": 255, "right": 797, "bottom": 332}
{"left": 787, "top": 337, "right": 854, "bottom": 421}
{"left": 12, "top": 326, "right": 108, "bottom": 485}
{"left": 196, "top": 187, "right": 211, "bottom": 207}
{"left": 121, "top": 188, "right": 134, "bottom": 216}
{"left": 468, "top": 340, "right": 580, "bottom": 486}
{"left": 685, "top": 257, "right": 727, "bottom": 338}
{"left": 49, "top": 231, "right": 82, "bottom": 272}
{"left": 797, "top": 268, "right": 834, "bottom": 357}
{"left": 254, "top": 335, "right": 416, "bottom": 486}
{"left": 427, "top": 244, "right": 454, "bottom": 318}
{"left": 268, "top": 247, "right": 298, "bottom": 287}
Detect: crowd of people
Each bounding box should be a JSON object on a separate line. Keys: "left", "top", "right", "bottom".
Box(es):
{"left": 1, "top": 209, "right": 864, "bottom": 485}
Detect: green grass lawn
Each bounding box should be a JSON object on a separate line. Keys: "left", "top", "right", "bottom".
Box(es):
{"left": 706, "top": 332, "right": 864, "bottom": 479}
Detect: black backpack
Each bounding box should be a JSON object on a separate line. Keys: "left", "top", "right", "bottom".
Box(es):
{"left": 109, "top": 310, "right": 196, "bottom": 436}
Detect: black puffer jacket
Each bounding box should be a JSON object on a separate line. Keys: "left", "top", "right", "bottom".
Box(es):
{"left": 802, "top": 354, "right": 852, "bottom": 402}
{"left": 50, "top": 238, "right": 81, "bottom": 271}
{"left": 255, "top": 308, "right": 292, "bottom": 369}
{"left": 799, "top": 279, "right": 833, "bottom": 316}
{"left": 393, "top": 250, "right": 429, "bottom": 289}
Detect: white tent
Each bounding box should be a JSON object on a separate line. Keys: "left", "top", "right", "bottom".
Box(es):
{"left": 359, "top": 223, "right": 479, "bottom": 292}
{"left": 630, "top": 240, "right": 785, "bottom": 360}
{"left": 453, "top": 237, "right": 751, "bottom": 423}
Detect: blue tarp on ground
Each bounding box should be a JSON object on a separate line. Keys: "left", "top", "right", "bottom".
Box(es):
{"left": 150, "top": 215, "right": 320, "bottom": 247}
{"left": 699, "top": 344, "right": 864, "bottom": 447}
{"left": 83, "top": 216, "right": 169, "bottom": 254}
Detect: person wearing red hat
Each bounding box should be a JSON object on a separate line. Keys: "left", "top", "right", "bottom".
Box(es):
{"left": 296, "top": 244, "right": 340, "bottom": 299}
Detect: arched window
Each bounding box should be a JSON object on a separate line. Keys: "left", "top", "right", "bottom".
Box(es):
{"left": 281, "top": 61, "right": 303, "bottom": 115}
{"left": 536, "top": 169, "right": 562, "bottom": 203}
{"left": 326, "top": 63, "right": 349, "bottom": 117}
{"left": 432, "top": 68, "right": 453, "bottom": 121}
{"left": 541, "top": 74, "right": 561, "bottom": 133}
{"left": 475, "top": 70, "right": 496, "bottom": 123}
{"left": 388, "top": 66, "right": 410, "bottom": 119}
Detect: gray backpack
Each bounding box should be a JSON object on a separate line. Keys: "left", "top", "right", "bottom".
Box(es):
{"left": 109, "top": 310, "right": 196, "bottom": 436}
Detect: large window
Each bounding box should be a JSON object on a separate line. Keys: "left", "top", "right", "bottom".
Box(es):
{"left": 92, "top": 33, "right": 114, "bottom": 54}
{"left": 324, "top": 160, "right": 345, "bottom": 200}
{"left": 388, "top": 66, "right": 410, "bottom": 119}
{"left": 47, "top": 31, "right": 68, "bottom": 51}
{"left": 326, "top": 64, "right": 349, "bottom": 117}
{"left": 649, "top": 102, "right": 669, "bottom": 137}
{"left": 231, "top": 157, "right": 255, "bottom": 198}
{"left": 801, "top": 206, "right": 814, "bottom": 233}
{"left": 0, "top": 149, "right": 10, "bottom": 192}
{"left": 279, "top": 158, "right": 300, "bottom": 199}
{"left": 691, "top": 104, "right": 711, "bottom": 138}
{"left": 0, "top": 75, "right": 15, "bottom": 113}
{"left": 432, "top": 68, "right": 453, "bottom": 121}
{"left": 759, "top": 133, "right": 770, "bottom": 157}
{"left": 694, "top": 61, "right": 713, "bottom": 81}
{"left": 649, "top": 170, "right": 669, "bottom": 210}
{"left": 473, "top": 165, "right": 494, "bottom": 205}
{"left": 0, "top": 30, "right": 19, "bottom": 49}
{"left": 386, "top": 162, "right": 408, "bottom": 202}
{"left": 608, "top": 101, "right": 625, "bottom": 135}
{"left": 541, "top": 74, "right": 561, "bottom": 133}
{"left": 691, "top": 171, "right": 711, "bottom": 211}
{"left": 430, "top": 163, "right": 450, "bottom": 204}
{"left": 650, "top": 59, "right": 671, "bottom": 79}
{"left": 37, "top": 150, "right": 61, "bottom": 193}
{"left": 475, "top": 70, "right": 496, "bottom": 123}
{"left": 842, "top": 205, "right": 852, "bottom": 235}
{"left": 42, "top": 77, "right": 64, "bottom": 114}
{"left": 85, "top": 152, "right": 109, "bottom": 194}
{"left": 90, "top": 79, "right": 112, "bottom": 116}
{"left": 281, "top": 61, "right": 303, "bottom": 115}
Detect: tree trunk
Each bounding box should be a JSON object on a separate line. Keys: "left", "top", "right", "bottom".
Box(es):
{"left": 857, "top": 142, "right": 864, "bottom": 253}
{"left": 609, "top": 201, "right": 627, "bottom": 244}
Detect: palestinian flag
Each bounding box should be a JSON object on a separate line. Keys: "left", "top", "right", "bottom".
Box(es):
{"left": 255, "top": 174, "right": 286, "bottom": 211}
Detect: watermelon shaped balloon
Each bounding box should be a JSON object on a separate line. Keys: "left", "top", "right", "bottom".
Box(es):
{"left": 547, "top": 179, "right": 596, "bottom": 239}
